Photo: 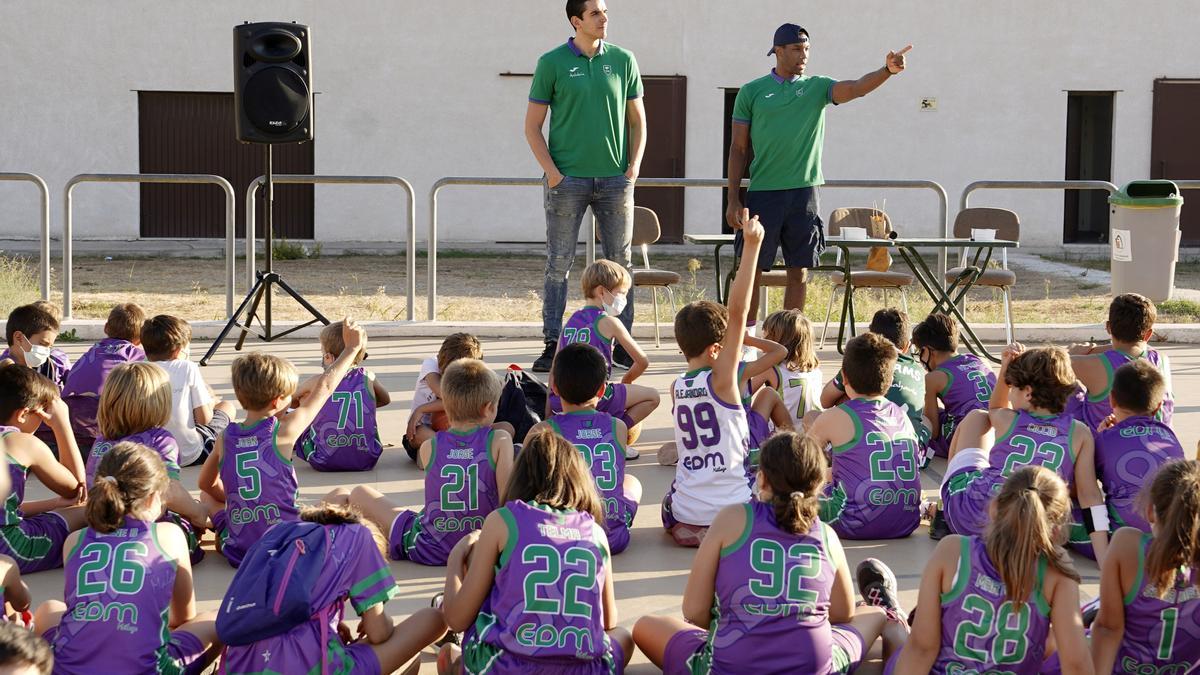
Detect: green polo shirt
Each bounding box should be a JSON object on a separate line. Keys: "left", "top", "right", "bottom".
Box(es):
{"left": 529, "top": 38, "right": 643, "bottom": 178}
{"left": 733, "top": 70, "right": 837, "bottom": 191}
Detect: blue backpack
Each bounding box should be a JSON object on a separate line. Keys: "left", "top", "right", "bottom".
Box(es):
{"left": 216, "top": 521, "right": 333, "bottom": 646}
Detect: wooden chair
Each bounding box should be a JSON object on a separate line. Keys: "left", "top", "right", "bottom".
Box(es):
{"left": 945, "top": 207, "right": 1020, "bottom": 343}
{"left": 818, "top": 207, "right": 914, "bottom": 347}
{"left": 628, "top": 207, "right": 681, "bottom": 346}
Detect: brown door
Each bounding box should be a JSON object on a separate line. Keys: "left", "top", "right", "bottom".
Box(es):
{"left": 1151, "top": 79, "right": 1200, "bottom": 244}
{"left": 138, "top": 91, "right": 314, "bottom": 239}
{"left": 636, "top": 76, "right": 686, "bottom": 243}
{"left": 1063, "top": 92, "right": 1113, "bottom": 243}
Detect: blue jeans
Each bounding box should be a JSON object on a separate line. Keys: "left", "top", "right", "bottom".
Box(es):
{"left": 542, "top": 175, "right": 635, "bottom": 343}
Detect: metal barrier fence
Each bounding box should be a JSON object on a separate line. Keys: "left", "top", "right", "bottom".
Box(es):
{"left": 960, "top": 180, "right": 1120, "bottom": 212}
{"left": 64, "top": 174, "right": 236, "bottom": 321}
{"left": 0, "top": 173, "right": 51, "bottom": 300}
{"left": 428, "top": 177, "right": 948, "bottom": 321}
{"left": 244, "top": 174, "right": 417, "bottom": 321}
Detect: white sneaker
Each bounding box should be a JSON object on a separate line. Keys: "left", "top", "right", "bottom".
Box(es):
{"left": 624, "top": 445, "right": 640, "bottom": 460}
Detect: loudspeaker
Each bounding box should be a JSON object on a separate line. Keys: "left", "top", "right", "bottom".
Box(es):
{"left": 233, "top": 21, "right": 313, "bottom": 144}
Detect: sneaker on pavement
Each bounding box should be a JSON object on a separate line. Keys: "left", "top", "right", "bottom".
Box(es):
{"left": 624, "top": 445, "right": 640, "bottom": 460}
{"left": 857, "top": 558, "right": 905, "bottom": 622}
{"left": 929, "top": 509, "right": 951, "bottom": 541}
{"left": 612, "top": 345, "right": 634, "bottom": 371}
{"left": 430, "top": 592, "right": 461, "bottom": 646}
{"left": 532, "top": 341, "right": 556, "bottom": 372}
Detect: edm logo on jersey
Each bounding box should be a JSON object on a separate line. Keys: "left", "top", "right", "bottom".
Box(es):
{"left": 682, "top": 451, "right": 727, "bottom": 473}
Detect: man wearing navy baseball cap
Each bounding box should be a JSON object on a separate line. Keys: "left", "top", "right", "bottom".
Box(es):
{"left": 727, "top": 23, "right": 911, "bottom": 323}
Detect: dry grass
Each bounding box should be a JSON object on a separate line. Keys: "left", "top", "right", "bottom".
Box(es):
{"left": 4, "top": 250, "right": 1194, "bottom": 326}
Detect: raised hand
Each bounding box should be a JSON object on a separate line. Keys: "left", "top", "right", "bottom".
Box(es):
{"left": 741, "top": 209, "right": 764, "bottom": 245}
{"left": 886, "top": 44, "right": 912, "bottom": 74}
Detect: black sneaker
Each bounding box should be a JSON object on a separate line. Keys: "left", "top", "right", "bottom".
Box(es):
{"left": 857, "top": 558, "right": 905, "bottom": 622}
{"left": 532, "top": 341, "right": 556, "bottom": 372}
{"left": 611, "top": 345, "right": 634, "bottom": 371}
{"left": 929, "top": 510, "right": 951, "bottom": 541}
{"left": 430, "top": 592, "right": 461, "bottom": 646}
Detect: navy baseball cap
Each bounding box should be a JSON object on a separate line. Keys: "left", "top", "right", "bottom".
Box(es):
{"left": 768, "top": 23, "right": 809, "bottom": 55}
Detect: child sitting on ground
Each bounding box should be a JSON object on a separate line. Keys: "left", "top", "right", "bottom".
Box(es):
{"left": 439, "top": 429, "right": 632, "bottom": 674}
{"left": 37, "top": 442, "right": 220, "bottom": 674}
{"left": 199, "top": 318, "right": 365, "bottom": 567}
{"left": 2, "top": 302, "right": 71, "bottom": 392}
{"left": 342, "top": 358, "right": 512, "bottom": 566}
{"left": 404, "top": 332, "right": 481, "bottom": 460}
{"left": 0, "top": 365, "right": 87, "bottom": 573}
{"left": 634, "top": 431, "right": 908, "bottom": 674}
{"left": 910, "top": 312, "right": 996, "bottom": 461}
{"left": 939, "top": 344, "right": 1107, "bottom": 559}
{"left": 661, "top": 210, "right": 762, "bottom": 548}
{"left": 752, "top": 309, "right": 824, "bottom": 428}
{"left": 1068, "top": 292, "right": 1174, "bottom": 431}
{"left": 548, "top": 259, "right": 660, "bottom": 456}
{"left": 529, "top": 343, "right": 641, "bottom": 554}
{"left": 294, "top": 320, "right": 391, "bottom": 471}
{"left": 62, "top": 302, "right": 145, "bottom": 452}
{"left": 822, "top": 308, "right": 930, "bottom": 456}
{"left": 87, "top": 362, "right": 209, "bottom": 562}
{"left": 0, "top": 621, "right": 52, "bottom": 674}
{"left": 1090, "top": 459, "right": 1200, "bottom": 672}
{"left": 142, "top": 314, "right": 236, "bottom": 467}
{"left": 809, "top": 332, "right": 922, "bottom": 540}
{"left": 1093, "top": 360, "right": 1184, "bottom": 532}
{"left": 889, "top": 467, "right": 1090, "bottom": 674}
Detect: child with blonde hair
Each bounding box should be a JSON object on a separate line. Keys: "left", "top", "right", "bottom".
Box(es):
{"left": 405, "top": 332, "right": 482, "bottom": 459}
{"left": 199, "top": 318, "right": 365, "bottom": 567}
{"left": 88, "top": 361, "right": 209, "bottom": 562}
{"left": 62, "top": 302, "right": 146, "bottom": 451}
{"left": 294, "top": 320, "right": 391, "bottom": 471}
{"left": 752, "top": 308, "right": 823, "bottom": 427}
{"left": 37, "top": 442, "right": 220, "bottom": 674}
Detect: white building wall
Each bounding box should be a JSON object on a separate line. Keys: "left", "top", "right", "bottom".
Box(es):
{"left": 0, "top": 1, "right": 1195, "bottom": 248}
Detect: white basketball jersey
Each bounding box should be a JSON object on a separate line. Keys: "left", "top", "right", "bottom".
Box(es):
{"left": 774, "top": 365, "right": 825, "bottom": 428}
{"left": 670, "top": 368, "right": 752, "bottom": 526}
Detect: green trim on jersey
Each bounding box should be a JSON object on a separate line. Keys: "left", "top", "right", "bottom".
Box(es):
{"left": 831, "top": 403, "right": 865, "bottom": 454}
{"left": 1033, "top": 556, "right": 1051, "bottom": 617}
{"left": 994, "top": 413, "right": 1020, "bottom": 445}
{"left": 1087, "top": 353, "right": 1120, "bottom": 403}
{"left": 941, "top": 535, "right": 973, "bottom": 604}
{"left": 938, "top": 368, "right": 956, "bottom": 398}
{"left": 720, "top": 503, "right": 755, "bottom": 558}
{"left": 269, "top": 420, "right": 290, "bottom": 465}
{"left": 485, "top": 430, "right": 497, "bottom": 470}
{"left": 497, "top": 507, "right": 518, "bottom": 569}
{"left": 1126, "top": 532, "right": 1150, "bottom": 606}
{"left": 732, "top": 72, "right": 837, "bottom": 191}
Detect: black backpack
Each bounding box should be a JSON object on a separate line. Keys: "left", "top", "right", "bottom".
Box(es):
{"left": 496, "top": 366, "right": 548, "bottom": 441}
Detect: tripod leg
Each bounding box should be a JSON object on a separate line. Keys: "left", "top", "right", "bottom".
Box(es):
{"left": 274, "top": 276, "right": 331, "bottom": 325}
{"left": 234, "top": 280, "right": 269, "bottom": 351}
{"left": 200, "top": 275, "right": 266, "bottom": 366}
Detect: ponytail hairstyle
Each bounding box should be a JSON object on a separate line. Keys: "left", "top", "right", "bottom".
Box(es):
{"left": 97, "top": 362, "right": 171, "bottom": 440}
{"left": 87, "top": 442, "right": 169, "bottom": 533}
{"left": 503, "top": 428, "right": 604, "bottom": 524}
{"left": 762, "top": 310, "right": 819, "bottom": 372}
{"left": 757, "top": 431, "right": 826, "bottom": 534}
{"left": 300, "top": 503, "right": 387, "bottom": 558}
{"left": 1145, "top": 459, "right": 1200, "bottom": 597}
{"left": 984, "top": 466, "right": 1080, "bottom": 606}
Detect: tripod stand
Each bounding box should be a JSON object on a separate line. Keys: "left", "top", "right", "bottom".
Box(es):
{"left": 201, "top": 145, "right": 328, "bottom": 366}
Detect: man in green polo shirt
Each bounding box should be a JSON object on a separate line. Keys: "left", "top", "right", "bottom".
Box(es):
{"left": 525, "top": 0, "right": 646, "bottom": 373}
{"left": 726, "top": 22, "right": 912, "bottom": 325}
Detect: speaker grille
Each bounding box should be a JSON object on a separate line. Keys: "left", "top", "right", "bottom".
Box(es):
{"left": 243, "top": 67, "right": 309, "bottom": 134}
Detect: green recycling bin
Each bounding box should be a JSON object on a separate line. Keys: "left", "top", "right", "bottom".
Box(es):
{"left": 1109, "top": 180, "right": 1184, "bottom": 302}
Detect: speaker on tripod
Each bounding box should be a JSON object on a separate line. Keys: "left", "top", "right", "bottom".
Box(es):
{"left": 202, "top": 21, "right": 328, "bottom": 366}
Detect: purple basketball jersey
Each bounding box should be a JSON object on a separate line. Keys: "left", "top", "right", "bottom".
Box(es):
{"left": 62, "top": 338, "right": 144, "bottom": 398}
{"left": 989, "top": 410, "right": 1077, "bottom": 487}
{"left": 222, "top": 523, "right": 399, "bottom": 674}
{"left": 0, "top": 427, "right": 26, "bottom": 528}
{"left": 1113, "top": 532, "right": 1200, "bottom": 671}
{"left": 558, "top": 306, "right": 614, "bottom": 375}
{"left": 50, "top": 516, "right": 178, "bottom": 673}
{"left": 1096, "top": 417, "right": 1184, "bottom": 531}
{"left": 928, "top": 536, "right": 1051, "bottom": 674}
{"left": 550, "top": 410, "right": 637, "bottom": 553}
{"left": 1, "top": 348, "right": 72, "bottom": 392}
{"left": 295, "top": 367, "right": 383, "bottom": 472}
{"left": 930, "top": 354, "right": 995, "bottom": 457}
{"left": 698, "top": 501, "right": 840, "bottom": 673}
{"left": 464, "top": 500, "right": 616, "bottom": 672}
{"left": 822, "top": 398, "right": 921, "bottom": 540}
{"left": 217, "top": 417, "right": 300, "bottom": 567}
{"left": 396, "top": 426, "right": 500, "bottom": 565}
{"left": 87, "top": 427, "right": 181, "bottom": 486}
{"left": 1072, "top": 349, "right": 1175, "bottom": 431}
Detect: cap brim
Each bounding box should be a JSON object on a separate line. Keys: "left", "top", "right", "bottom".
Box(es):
{"left": 767, "top": 46, "right": 776, "bottom": 56}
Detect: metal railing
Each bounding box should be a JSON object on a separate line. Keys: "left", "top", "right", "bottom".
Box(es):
{"left": 0, "top": 173, "right": 51, "bottom": 300}
{"left": 244, "top": 174, "right": 417, "bottom": 321}
{"left": 961, "top": 180, "right": 1120, "bottom": 213}
{"left": 64, "top": 174, "right": 236, "bottom": 321}
{"left": 428, "top": 176, "right": 948, "bottom": 321}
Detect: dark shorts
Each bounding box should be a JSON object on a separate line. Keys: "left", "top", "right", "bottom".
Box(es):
{"left": 189, "top": 408, "right": 232, "bottom": 467}
{"left": 663, "top": 624, "right": 863, "bottom": 674}
{"left": 736, "top": 187, "right": 825, "bottom": 271}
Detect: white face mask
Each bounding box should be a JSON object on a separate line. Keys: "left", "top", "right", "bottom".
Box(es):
{"left": 602, "top": 290, "right": 628, "bottom": 317}
{"left": 18, "top": 335, "right": 52, "bottom": 369}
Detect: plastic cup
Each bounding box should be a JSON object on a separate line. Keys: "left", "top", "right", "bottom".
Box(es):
{"left": 842, "top": 227, "right": 868, "bottom": 240}
{"left": 971, "top": 229, "right": 997, "bottom": 242}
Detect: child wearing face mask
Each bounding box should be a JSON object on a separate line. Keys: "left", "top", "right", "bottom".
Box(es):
{"left": 3, "top": 303, "right": 71, "bottom": 391}
{"left": 548, "top": 259, "right": 660, "bottom": 456}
